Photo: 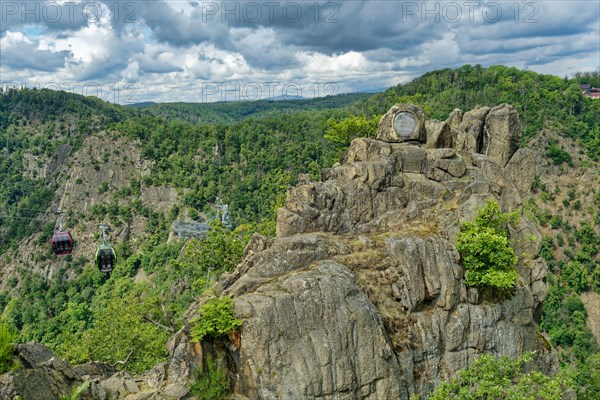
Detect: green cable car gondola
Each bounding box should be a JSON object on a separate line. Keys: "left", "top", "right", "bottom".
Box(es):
{"left": 96, "top": 224, "right": 116, "bottom": 273}
{"left": 96, "top": 243, "right": 116, "bottom": 273}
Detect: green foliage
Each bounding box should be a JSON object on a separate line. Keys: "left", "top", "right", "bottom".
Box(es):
{"left": 183, "top": 222, "right": 252, "bottom": 276}
{"left": 324, "top": 114, "right": 380, "bottom": 145}
{"left": 190, "top": 297, "right": 242, "bottom": 343}
{"left": 574, "top": 353, "right": 600, "bottom": 399}
{"left": 97, "top": 181, "right": 109, "bottom": 194}
{"left": 135, "top": 93, "right": 373, "bottom": 125}
{"left": 67, "top": 284, "right": 169, "bottom": 373}
{"left": 189, "top": 355, "right": 232, "bottom": 400}
{"left": 429, "top": 352, "right": 573, "bottom": 400}
{"left": 117, "top": 110, "right": 340, "bottom": 223}
{"left": 456, "top": 200, "right": 520, "bottom": 290}
{"left": 0, "top": 319, "right": 17, "bottom": 373}
{"left": 542, "top": 286, "right": 598, "bottom": 363}
{"left": 547, "top": 141, "right": 573, "bottom": 166}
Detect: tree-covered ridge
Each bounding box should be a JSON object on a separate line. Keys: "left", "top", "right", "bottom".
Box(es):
{"left": 0, "top": 88, "right": 357, "bottom": 252}
{"left": 0, "top": 87, "right": 132, "bottom": 131}
{"left": 0, "top": 86, "right": 362, "bottom": 373}
{"left": 131, "top": 93, "right": 374, "bottom": 125}
{"left": 114, "top": 110, "right": 346, "bottom": 224}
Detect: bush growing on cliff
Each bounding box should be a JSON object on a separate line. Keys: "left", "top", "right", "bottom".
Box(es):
{"left": 190, "top": 297, "right": 242, "bottom": 343}
{"left": 456, "top": 200, "right": 520, "bottom": 290}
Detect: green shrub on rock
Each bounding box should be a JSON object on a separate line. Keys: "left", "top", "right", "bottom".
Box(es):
{"left": 190, "top": 297, "right": 242, "bottom": 343}
{"left": 456, "top": 200, "right": 520, "bottom": 290}
{"left": 190, "top": 355, "right": 231, "bottom": 400}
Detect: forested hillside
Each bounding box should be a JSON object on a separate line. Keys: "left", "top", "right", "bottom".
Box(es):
{"left": 1, "top": 65, "right": 600, "bottom": 397}
{"left": 132, "top": 93, "right": 373, "bottom": 125}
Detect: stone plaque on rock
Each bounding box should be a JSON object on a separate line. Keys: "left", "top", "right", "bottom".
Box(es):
{"left": 376, "top": 104, "right": 426, "bottom": 143}
{"left": 394, "top": 112, "right": 418, "bottom": 137}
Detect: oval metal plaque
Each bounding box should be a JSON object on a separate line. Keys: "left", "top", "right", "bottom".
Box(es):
{"left": 393, "top": 112, "right": 417, "bottom": 137}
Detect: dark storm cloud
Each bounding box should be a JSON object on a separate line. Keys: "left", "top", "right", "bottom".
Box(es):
{"left": 123, "top": 0, "right": 596, "bottom": 72}
{"left": 139, "top": 0, "right": 229, "bottom": 46}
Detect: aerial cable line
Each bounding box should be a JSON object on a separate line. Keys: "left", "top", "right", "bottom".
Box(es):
{"left": 0, "top": 213, "right": 44, "bottom": 221}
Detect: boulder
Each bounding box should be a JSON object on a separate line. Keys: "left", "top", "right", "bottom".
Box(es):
{"left": 0, "top": 344, "right": 83, "bottom": 400}
{"left": 426, "top": 109, "right": 462, "bottom": 149}
{"left": 505, "top": 148, "right": 537, "bottom": 194}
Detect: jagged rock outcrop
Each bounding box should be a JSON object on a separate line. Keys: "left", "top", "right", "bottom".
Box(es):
{"left": 0, "top": 337, "right": 204, "bottom": 400}
{"left": 481, "top": 104, "right": 521, "bottom": 167}
{"left": 0, "top": 344, "right": 111, "bottom": 400}
{"left": 224, "top": 103, "right": 555, "bottom": 399}
{"left": 455, "top": 106, "right": 490, "bottom": 154}
{"left": 229, "top": 261, "right": 407, "bottom": 399}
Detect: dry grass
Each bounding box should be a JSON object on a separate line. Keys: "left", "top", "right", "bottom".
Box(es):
{"left": 329, "top": 232, "right": 417, "bottom": 351}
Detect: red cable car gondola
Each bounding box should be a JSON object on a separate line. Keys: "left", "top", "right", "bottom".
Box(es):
{"left": 52, "top": 230, "right": 74, "bottom": 256}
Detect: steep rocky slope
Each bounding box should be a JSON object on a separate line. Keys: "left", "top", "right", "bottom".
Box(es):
{"left": 0, "top": 131, "right": 181, "bottom": 288}
{"left": 1, "top": 103, "right": 557, "bottom": 399}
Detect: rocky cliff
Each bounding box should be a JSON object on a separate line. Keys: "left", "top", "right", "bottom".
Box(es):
{"left": 221, "top": 103, "right": 555, "bottom": 399}
{"left": 1, "top": 104, "right": 556, "bottom": 399}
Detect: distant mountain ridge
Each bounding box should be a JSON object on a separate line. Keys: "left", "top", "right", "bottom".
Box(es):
{"left": 127, "top": 92, "right": 374, "bottom": 125}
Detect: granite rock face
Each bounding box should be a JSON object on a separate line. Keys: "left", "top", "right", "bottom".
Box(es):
{"left": 482, "top": 104, "right": 522, "bottom": 167}
{"left": 0, "top": 344, "right": 112, "bottom": 400}
{"left": 226, "top": 104, "right": 554, "bottom": 399}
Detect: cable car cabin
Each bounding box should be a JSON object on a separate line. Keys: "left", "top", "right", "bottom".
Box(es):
{"left": 96, "top": 244, "right": 116, "bottom": 273}
{"left": 52, "top": 231, "right": 74, "bottom": 256}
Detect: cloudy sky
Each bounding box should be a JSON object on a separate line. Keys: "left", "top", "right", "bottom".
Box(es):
{"left": 0, "top": 0, "right": 598, "bottom": 103}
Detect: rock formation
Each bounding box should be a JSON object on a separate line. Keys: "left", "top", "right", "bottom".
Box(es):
{"left": 224, "top": 103, "right": 553, "bottom": 399}
{"left": 1, "top": 103, "right": 555, "bottom": 400}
